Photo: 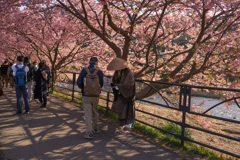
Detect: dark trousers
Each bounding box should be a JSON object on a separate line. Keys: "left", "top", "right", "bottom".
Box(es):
{"left": 15, "top": 86, "right": 30, "bottom": 113}
{"left": 39, "top": 96, "right": 47, "bottom": 105}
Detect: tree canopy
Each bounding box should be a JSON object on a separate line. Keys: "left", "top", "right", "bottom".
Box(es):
{"left": 1, "top": 0, "right": 240, "bottom": 98}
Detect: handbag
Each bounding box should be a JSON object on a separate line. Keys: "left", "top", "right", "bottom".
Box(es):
{"left": 41, "top": 71, "right": 48, "bottom": 80}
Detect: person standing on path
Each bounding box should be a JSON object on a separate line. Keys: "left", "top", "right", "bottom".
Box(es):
{"left": 24, "top": 57, "right": 35, "bottom": 103}
{"left": 77, "top": 57, "right": 104, "bottom": 140}
{"left": 107, "top": 58, "right": 135, "bottom": 134}
{"left": 1, "top": 60, "right": 9, "bottom": 87}
{"left": 12, "top": 56, "right": 30, "bottom": 115}
{"left": 34, "top": 60, "right": 51, "bottom": 108}
{"left": 7, "top": 63, "right": 15, "bottom": 88}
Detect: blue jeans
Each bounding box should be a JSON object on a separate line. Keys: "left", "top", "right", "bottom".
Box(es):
{"left": 15, "top": 86, "right": 30, "bottom": 113}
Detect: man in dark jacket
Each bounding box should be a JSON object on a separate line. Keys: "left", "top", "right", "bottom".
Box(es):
{"left": 77, "top": 57, "right": 103, "bottom": 140}
{"left": 1, "top": 60, "right": 9, "bottom": 87}
{"left": 24, "top": 57, "right": 35, "bottom": 103}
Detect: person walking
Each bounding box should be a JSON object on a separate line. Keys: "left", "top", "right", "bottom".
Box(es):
{"left": 24, "top": 57, "right": 35, "bottom": 103}
{"left": 77, "top": 57, "right": 103, "bottom": 139}
{"left": 7, "top": 63, "right": 15, "bottom": 88}
{"left": 34, "top": 60, "right": 51, "bottom": 108}
{"left": 107, "top": 58, "right": 135, "bottom": 134}
{"left": 1, "top": 60, "right": 9, "bottom": 87}
{"left": 12, "top": 56, "right": 30, "bottom": 115}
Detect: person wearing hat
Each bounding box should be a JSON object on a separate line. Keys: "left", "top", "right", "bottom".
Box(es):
{"left": 12, "top": 56, "right": 30, "bottom": 115}
{"left": 77, "top": 57, "right": 104, "bottom": 139}
{"left": 107, "top": 58, "right": 135, "bottom": 134}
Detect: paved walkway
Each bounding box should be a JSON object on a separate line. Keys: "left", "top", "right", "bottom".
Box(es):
{"left": 0, "top": 88, "right": 183, "bottom": 160}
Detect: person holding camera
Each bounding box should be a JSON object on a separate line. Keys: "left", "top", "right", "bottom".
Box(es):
{"left": 107, "top": 58, "right": 135, "bottom": 134}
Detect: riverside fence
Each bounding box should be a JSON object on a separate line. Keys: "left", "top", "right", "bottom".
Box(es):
{"left": 51, "top": 71, "right": 240, "bottom": 159}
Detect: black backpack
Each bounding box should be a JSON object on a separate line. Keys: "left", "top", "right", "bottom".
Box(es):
{"left": 26, "top": 63, "right": 35, "bottom": 81}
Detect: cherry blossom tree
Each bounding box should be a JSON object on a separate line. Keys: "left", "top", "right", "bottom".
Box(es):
{"left": 2, "top": 0, "right": 240, "bottom": 140}
{"left": 35, "top": 0, "right": 240, "bottom": 98}
{"left": 0, "top": 7, "right": 100, "bottom": 72}
{"left": 1, "top": 0, "right": 240, "bottom": 99}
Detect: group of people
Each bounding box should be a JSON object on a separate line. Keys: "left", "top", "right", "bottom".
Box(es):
{"left": 1, "top": 56, "right": 135, "bottom": 140}
{"left": 77, "top": 57, "right": 135, "bottom": 139}
{"left": 0, "top": 59, "right": 38, "bottom": 88}
{"left": 0, "top": 56, "right": 51, "bottom": 114}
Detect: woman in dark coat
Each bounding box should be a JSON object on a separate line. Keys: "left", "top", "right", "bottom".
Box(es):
{"left": 34, "top": 60, "right": 51, "bottom": 107}
{"left": 107, "top": 58, "right": 135, "bottom": 134}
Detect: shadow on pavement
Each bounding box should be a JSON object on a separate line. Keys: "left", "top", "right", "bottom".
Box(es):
{"left": 0, "top": 88, "right": 183, "bottom": 160}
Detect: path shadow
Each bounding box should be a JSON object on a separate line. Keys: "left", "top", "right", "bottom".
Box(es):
{"left": 0, "top": 88, "right": 183, "bottom": 160}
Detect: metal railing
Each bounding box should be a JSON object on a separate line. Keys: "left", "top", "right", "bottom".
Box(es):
{"left": 51, "top": 71, "right": 240, "bottom": 159}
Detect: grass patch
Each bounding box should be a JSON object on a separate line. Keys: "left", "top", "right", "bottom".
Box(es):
{"left": 98, "top": 107, "right": 119, "bottom": 123}
{"left": 50, "top": 91, "right": 239, "bottom": 160}
{"left": 51, "top": 90, "right": 83, "bottom": 106}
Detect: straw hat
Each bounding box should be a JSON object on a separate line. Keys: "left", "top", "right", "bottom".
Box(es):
{"left": 107, "top": 58, "right": 128, "bottom": 71}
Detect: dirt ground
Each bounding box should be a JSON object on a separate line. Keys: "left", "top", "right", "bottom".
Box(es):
{"left": 133, "top": 103, "right": 240, "bottom": 158}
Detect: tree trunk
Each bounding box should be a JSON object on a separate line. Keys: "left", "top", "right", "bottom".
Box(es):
{"left": 135, "top": 81, "right": 173, "bottom": 99}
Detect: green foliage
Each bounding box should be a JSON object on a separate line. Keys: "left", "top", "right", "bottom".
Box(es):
{"left": 159, "top": 121, "right": 192, "bottom": 139}
{"left": 132, "top": 122, "right": 160, "bottom": 138}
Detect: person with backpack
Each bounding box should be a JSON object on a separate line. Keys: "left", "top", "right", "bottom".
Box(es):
{"left": 24, "top": 57, "right": 35, "bottom": 103}
{"left": 7, "top": 62, "right": 15, "bottom": 88}
{"left": 107, "top": 58, "right": 135, "bottom": 134}
{"left": 34, "top": 60, "right": 51, "bottom": 108}
{"left": 12, "top": 56, "right": 30, "bottom": 115}
{"left": 77, "top": 57, "right": 103, "bottom": 140}
{"left": 1, "top": 60, "right": 9, "bottom": 87}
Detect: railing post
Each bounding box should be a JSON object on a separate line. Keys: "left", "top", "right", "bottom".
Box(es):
{"left": 106, "top": 92, "right": 110, "bottom": 115}
{"left": 181, "top": 85, "right": 187, "bottom": 146}
{"left": 51, "top": 72, "right": 54, "bottom": 93}
{"left": 72, "top": 73, "right": 76, "bottom": 101}
{"left": 180, "top": 85, "right": 191, "bottom": 146}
